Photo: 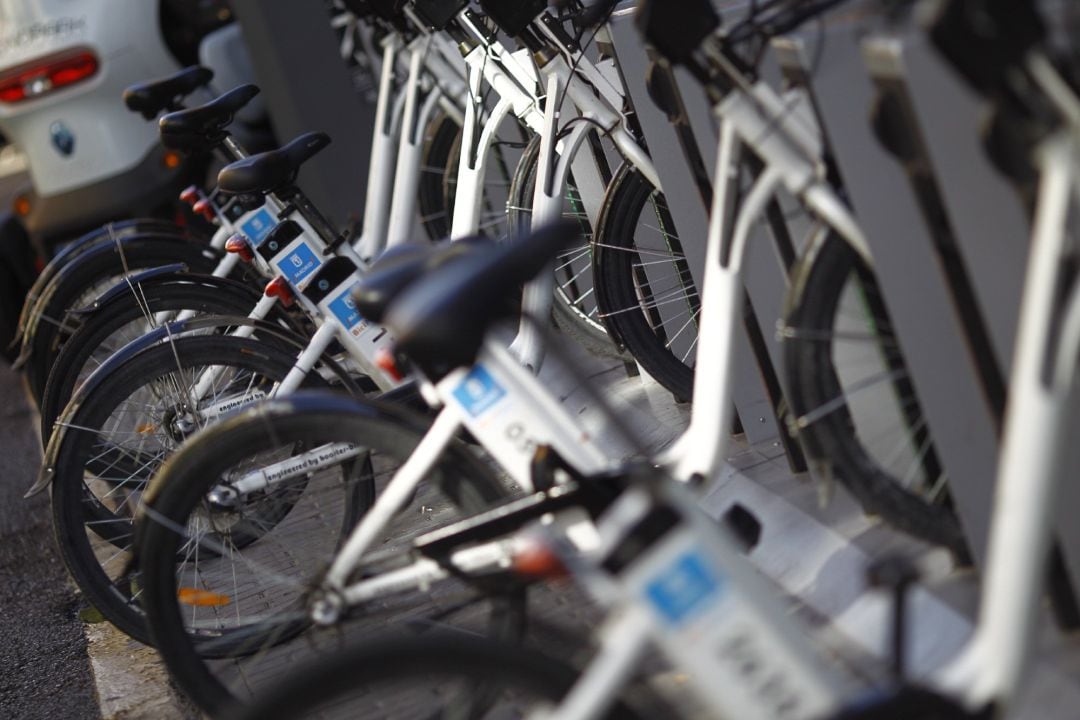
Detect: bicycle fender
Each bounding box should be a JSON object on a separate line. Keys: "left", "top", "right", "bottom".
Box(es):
{"left": 68, "top": 263, "right": 189, "bottom": 315}
{"left": 13, "top": 234, "right": 220, "bottom": 369}
{"left": 11, "top": 219, "right": 185, "bottom": 349}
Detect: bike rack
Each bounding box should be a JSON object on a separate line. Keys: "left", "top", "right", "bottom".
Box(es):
{"left": 773, "top": 23, "right": 1018, "bottom": 566}
{"left": 859, "top": 28, "right": 1080, "bottom": 595}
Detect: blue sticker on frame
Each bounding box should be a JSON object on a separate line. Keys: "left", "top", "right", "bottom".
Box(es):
{"left": 452, "top": 366, "right": 506, "bottom": 418}
{"left": 328, "top": 282, "right": 364, "bottom": 330}
{"left": 645, "top": 550, "right": 725, "bottom": 627}
{"left": 275, "top": 243, "right": 321, "bottom": 286}
{"left": 240, "top": 207, "right": 276, "bottom": 246}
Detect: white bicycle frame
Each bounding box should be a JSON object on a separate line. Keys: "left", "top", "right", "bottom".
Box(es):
{"left": 315, "top": 38, "right": 854, "bottom": 602}
{"left": 440, "top": 8, "right": 665, "bottom": 371}
{"left": 545, "top": 44, "right": 1080, "bottom": 720}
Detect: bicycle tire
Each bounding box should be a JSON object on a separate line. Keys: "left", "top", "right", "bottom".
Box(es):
{"left": 40, "top": 272, "right": 285, "bottom": 444}
{"left": 15, "top": 219, "right": 193, "bottom": 343}
{"left": 782, "top": 232, "right": 969, "bottom": 561}
{"left": 418, "top": 110, "right": 461, "bottom": 240}
{"left": 138, "top": 392, "right": 519, "bottom": 716}
{"left": 50, "top": 332, "right": 339, "bottom": 644}
{"left": 593, "top": 164, "right": 697, "bottom": 401}
{"left": 229, "top": 633, "right": 648, "bottom": 720}
{"left": 24, "top": 235, "right": 222, "bottom": 402}
{"left": 507, "top": 132, "right": 629, "bottom": 361}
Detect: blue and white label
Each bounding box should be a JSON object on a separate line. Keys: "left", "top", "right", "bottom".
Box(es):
{"left": 328, "top": 282, "right": 364, "bottom": 331}
{"left": 276, "top": 243, "right": 321, "bottom": 286}
{"left": 452, "top": 366, "right": 506, "bottom": 417}
{"left": 240, "top": 208, "right": 276, "bottom": 246}
{"left": 646, "top": 551, "right": 725, "bottom": 627}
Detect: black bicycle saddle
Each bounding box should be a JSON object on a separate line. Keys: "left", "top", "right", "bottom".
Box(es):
{"left": 352, "top": 237, "right": 489, "bottom": 323}
{"left": 383, "top": 220, "right": 581, "bottom": 379}
{"left": 217, "top": 131, "right": 331, "bottom": 196}
{"left": 159, "top": 84, "right": 260, "bottom": 152}
{"left": 123, "top": 66, "right": 213, "bottom": 120}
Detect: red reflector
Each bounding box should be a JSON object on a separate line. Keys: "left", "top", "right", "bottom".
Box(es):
{"left": 224, "top": 234, "right": 254, "bottom": 262}
{"left": 264, "top": 277, "right": 294, "bottom": 307}
{"left": 179, "top": 185, "right": 200, "bottom": 205}
{"left": 374, "top": 347, "right": 404, "bottom": 382}
{"left": 192, "top": 198, "right": 216, "bottom": 222}
{"left": 0, "top": 49, "right": 98, "bottom": 104}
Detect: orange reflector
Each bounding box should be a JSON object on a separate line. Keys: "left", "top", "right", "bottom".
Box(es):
{"left": 135, "top": 423, "right": 156, "bottom": 435}
{"left": 374, "top": 347, "right": 403, "bottom": 382}
{"left": 192, "top": 198, "right": 216, "bottom": 222}
{"left": 178, "top": 588, "right": 231, "bottom": 607}
{"left": 512, "top": 540, "right": 567, "bottom": 579}
{"left": 179, "top": 185, "right": 199, "bottom": 205}
{"left": 13, "top": 194, "right": 30, "bottom": 217}
{"left": 264, "top": 276, "right": 295, "bottom": 307}
{"left": 163, "top": 150, "right": 181, "bottom": 169}
{"left": 224, "top": 233, "right": 254, "bottom": 262}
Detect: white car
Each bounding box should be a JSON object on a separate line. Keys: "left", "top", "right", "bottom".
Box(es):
{"left": 0, "top": 0, "right": 237, "bottom": 251}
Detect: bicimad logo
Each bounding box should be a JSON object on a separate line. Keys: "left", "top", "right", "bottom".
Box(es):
{"left": 453, "top": 366, "right": 506, "bottom": 417}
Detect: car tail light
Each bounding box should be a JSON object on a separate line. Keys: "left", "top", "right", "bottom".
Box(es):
{"left": 0, "top": 49, "right": 99, "bottom": 104}
{"left": 264, "top": 277, "right": 295, "bottom": 307}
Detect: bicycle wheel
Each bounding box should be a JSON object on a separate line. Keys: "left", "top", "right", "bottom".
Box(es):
{"left": 138, "top": 392, "right": 520, "bottom": 716}
{"left": 782, "top": 232, "right": 969, "bottom": 561}
{"left": 230, "top": 633, "right": 649, "bottom": 720}
{"left": 593, "top": 164, "right": 697, "bottom": 401}
{"left": 418, "top": 110, "right": 461, "bottom": 240}
{"left": 507, "top": 132, "right": 628, "bottom": 360}
{"left": 23, "top": 235, "right": 222, "bottom": 403}
{"left": 40, "top": 273, "right": 287, "bottom": 444}
{"left": 16, "top": 219, "right": 193, "bottom": 343}
{"left": 49, "top": 332, "right": 337, "bottom": 644}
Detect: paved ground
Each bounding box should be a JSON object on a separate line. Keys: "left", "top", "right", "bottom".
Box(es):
{"left": 0, "top": 363, "right": 99, "bottom": 720}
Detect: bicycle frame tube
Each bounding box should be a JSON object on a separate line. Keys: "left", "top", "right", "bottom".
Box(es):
{"left": 354, "top": 36, "right": 406, "bottom": 260}
{"left": 938, "top": 136, "right": 1079, "bottom": 711}
{"left": 657, "top": 118, "right": 754, "bottom": 481}
{"left": 510, "top": 74, "right": 596, "bottom": 371}
{"left": 448, "top": 56, "right": 520, "bottom": 239}
{"left": 386, "top": 36, "right": 445, "bottom": 248}
{"left": 437, "top": 338, "right": 614, "bottom": 486}
{"left": 324, "top": 407, "right": 464, "bottom": 589}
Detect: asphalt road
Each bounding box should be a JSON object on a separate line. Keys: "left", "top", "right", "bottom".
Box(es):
{"left": 0, "top": 362, "right": 99, "bottom": 719}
